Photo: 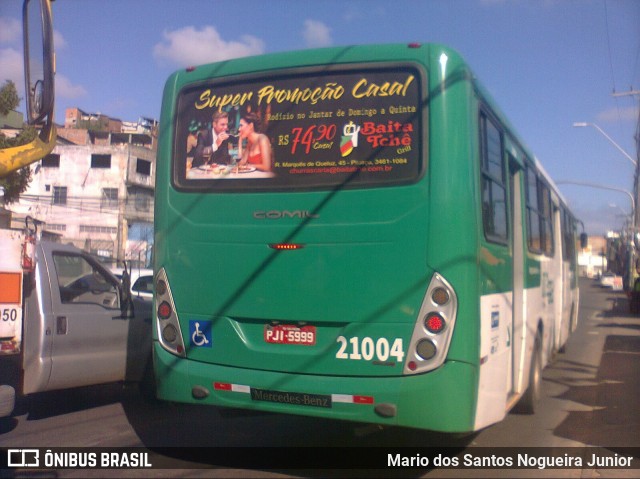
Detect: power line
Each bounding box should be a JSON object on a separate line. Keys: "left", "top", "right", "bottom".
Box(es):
{"left": 603, "top": 0, "right": 617, "bottom": 93}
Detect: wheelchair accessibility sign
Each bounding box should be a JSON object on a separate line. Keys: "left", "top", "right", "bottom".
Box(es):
{"left": 189, "top": 320, "right": 212, "bottom": 347}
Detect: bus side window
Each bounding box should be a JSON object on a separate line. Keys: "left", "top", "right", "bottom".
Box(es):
{"left": 479, "top": 112, "right": 508, "bottom": 244}
{"left": 525, "top": 163, "right": 542, "bottom": 253}
{"left": 539, "top": 183, "right": 554, "bottom": 256}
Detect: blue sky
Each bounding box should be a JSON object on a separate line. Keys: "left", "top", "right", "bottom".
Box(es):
{"left": 1, "top": 0, "right": 638, "bottom": 235}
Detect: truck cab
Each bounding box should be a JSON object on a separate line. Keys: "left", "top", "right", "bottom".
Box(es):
{"left": 0, "top": 232, "right": 151, "bottom": 418}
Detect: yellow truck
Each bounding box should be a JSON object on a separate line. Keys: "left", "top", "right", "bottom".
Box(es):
{"left": 0, "top": 0, "right": 56, "bottom": 178}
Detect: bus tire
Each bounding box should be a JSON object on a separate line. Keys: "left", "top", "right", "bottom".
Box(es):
{"left": 514, "top": 333, "right": 542, "bottom": 415}
{"left": 570, "top": 302, "right": 579, "bottom": 333}
{"left": 139, "top": 356, "right": 158, "bottom": 403}
{"left": 559, "top": 304, "right": 574, "bottom": 354}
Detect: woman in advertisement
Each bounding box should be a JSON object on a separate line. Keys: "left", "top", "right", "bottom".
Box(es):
{"left": 238, "top": 112, "right": 273, "bottom": 172}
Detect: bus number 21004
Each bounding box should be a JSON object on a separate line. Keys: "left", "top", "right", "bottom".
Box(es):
{"left": 335, "top": 336, "right": 405, "bottom": 362}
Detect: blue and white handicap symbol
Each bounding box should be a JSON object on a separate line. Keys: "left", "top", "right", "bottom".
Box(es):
{"left": 189, "top": 320, "right": 212, "bottom": 348}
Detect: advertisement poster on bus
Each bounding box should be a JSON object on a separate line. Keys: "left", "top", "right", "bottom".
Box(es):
{"left": 174, "top": 66, "right": 426, "bottom": 189}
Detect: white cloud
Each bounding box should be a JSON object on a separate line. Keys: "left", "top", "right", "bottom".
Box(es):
{"left": 153, "top": 26, "right": 265, "bottom": 67}
{"left": 56, "top": 74, "right": 87, "bottom": 99}
{"left": 53, "top": 30, "right": 68, "bottom": 50}
{"left": 0, "top": 18, "right": 21, "bottom": 44}
{"left": 341, "top": 6, "right": 361, "bottom": 23}
{"left": 0, "top": 18, "right": 23, "bottom": 91}
{"left": 0, "top": 47, "right": 24, "bottom": 92}
{"left": 302, "top": 20, "right": 332, "bottom": 48}
{"left": 597, "top": 105, "right": 639, "bottom": 123}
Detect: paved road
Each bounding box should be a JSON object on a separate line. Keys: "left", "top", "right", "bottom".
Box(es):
{"left": 1, "top": 278, "right": 638, "bottom": 477}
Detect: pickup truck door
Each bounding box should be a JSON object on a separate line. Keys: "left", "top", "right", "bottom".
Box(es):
{"left": 44, "top": 247, "right": 130, "bottom": 391}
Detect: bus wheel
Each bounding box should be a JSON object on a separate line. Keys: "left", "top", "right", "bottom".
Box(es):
{"left": 514, "top": 334, "right": 542, "bottom": 414}
{"left": 570, "top": 303, "right": 578, "bottom": 332}
{"left": 139, "top": 356, "right": 158, "bottom": 403}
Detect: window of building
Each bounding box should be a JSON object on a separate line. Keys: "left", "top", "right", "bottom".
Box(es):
{"left": 479, "top": 112, "right": 508, "bottom": 244}
{"left": 91, "top": 154, "right": 111, "bottom": 168}
{"left": 80, "top": 225, "right": 118, "bottom": 234}
{"left": 135, "top": 195, "right": 151, "bottom": 212}
{"left": 101, "top": 188, "right": 118, "bottom": 209}
{"left": 52, "top": 186, "right": 67, "bottom": 205}
{"left": 42, "top": 154, "right": 60, "bottom": 168}
{"left": 136, "top": 158, "right": 151, "bottom": 176}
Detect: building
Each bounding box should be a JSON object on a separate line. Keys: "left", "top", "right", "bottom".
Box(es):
{"left": 0, "top": 109, "right": 24, "bottom": 130}
{"left": 11, "top": 108, "right": 157, "bottom": 267}
{"left": 578, "top": 235, "right": 607, "bottom": 278}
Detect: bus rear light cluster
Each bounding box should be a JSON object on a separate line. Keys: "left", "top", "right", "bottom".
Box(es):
{"left": 424, "top": 313, "right": 445, "bottom": 334}
{"left": 156, "top": 279, "right": 167, "bottom": 295}
{"left": 157, "top": 301, "right": 172, "bottom": 320}
{"left": 415, "top": 339, "right": 437, "bottom": 360}
{"left": 155, "top": 268, "right": 186, "bottom": 357}
{"left": 161, "top": 324, "right": 178, "bottom": 343}
{"left": 431, "top": 287, "right": 450, "bottom": 306}
{"left": 404, "top": 273, "right": 457, "bottom": 375}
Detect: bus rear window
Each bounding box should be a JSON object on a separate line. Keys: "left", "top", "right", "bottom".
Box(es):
{"left": 173, "top": 64, "right": 426, "bottom": 191}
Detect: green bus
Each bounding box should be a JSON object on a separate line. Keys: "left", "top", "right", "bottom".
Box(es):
{"left": 153, "top": 43, "right": 579, "bottom": 433}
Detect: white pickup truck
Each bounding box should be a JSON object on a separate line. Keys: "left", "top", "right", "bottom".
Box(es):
{"left": 0, "top": 226, "right": 152, "bottom": 418}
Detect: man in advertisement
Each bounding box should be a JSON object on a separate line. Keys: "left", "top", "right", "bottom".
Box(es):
{"left": 192, "top": 111, "right": 231, "bottom": 168}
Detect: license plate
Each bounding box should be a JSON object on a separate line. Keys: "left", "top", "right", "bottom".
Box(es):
{"left": 264, "top": 324, "right": 316, "bottom": 345}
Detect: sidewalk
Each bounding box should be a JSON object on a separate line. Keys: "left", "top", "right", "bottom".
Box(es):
{"left": 551, "top": 281, "right": 640, "bottom": 448}
{"left": 427, "top": 279, "right": 640, "bottom": 478}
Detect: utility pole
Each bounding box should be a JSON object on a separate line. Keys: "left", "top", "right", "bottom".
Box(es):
{"left": 612, "top": 89, "right": 640, "bottom": 285}
{"left": 612, "top": 89, "right": 640, "bottom": 231}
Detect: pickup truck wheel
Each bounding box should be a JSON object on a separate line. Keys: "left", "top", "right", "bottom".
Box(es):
{"left": 0, "top": 385, "right": 16, "bottom": 418}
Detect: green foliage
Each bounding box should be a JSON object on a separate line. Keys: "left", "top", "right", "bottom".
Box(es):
{"left": 0, "top": 80, "right": 20, "bottom": 116}
{"left": 0, "top": 166, "right": 32, "bottom": 204}
{"left": 76, "top": 118, "right": 110, "bottom": 132}
{"left": 0, "top": 80, "right": 34, "bottom": 204}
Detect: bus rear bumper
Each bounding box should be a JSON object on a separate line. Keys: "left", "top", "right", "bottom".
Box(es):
{"left": 154, "top": 342, "right": 478, "bottom": 433}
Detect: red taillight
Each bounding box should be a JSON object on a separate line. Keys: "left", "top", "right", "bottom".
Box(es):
{"left": 425, "top": 313, "right": 445, "bottom": 334}
{"left": 158, "top": 301, "right": 172, "bottom": 319}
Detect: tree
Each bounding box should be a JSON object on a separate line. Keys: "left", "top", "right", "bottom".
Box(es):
{"left": 0, "top": 80, "right": 34, "bottom": 204}
{"left": 0, "top": 80, "right": 20, "bottom": 116}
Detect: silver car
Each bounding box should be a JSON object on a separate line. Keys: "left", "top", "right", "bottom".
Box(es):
{"left": 111, "top": 268, "right": 154, "bottom": 301}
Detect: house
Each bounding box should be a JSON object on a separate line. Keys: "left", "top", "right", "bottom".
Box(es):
{"left": 10, "top": 108, "right": 157, "bottom": 267}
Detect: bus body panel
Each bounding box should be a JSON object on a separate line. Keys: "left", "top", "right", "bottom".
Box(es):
{"left": 153, "top": 43, "right": 580, "bottom": 433}
{"left": 154, "top": 342, "right": 477, "bottom": 432}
